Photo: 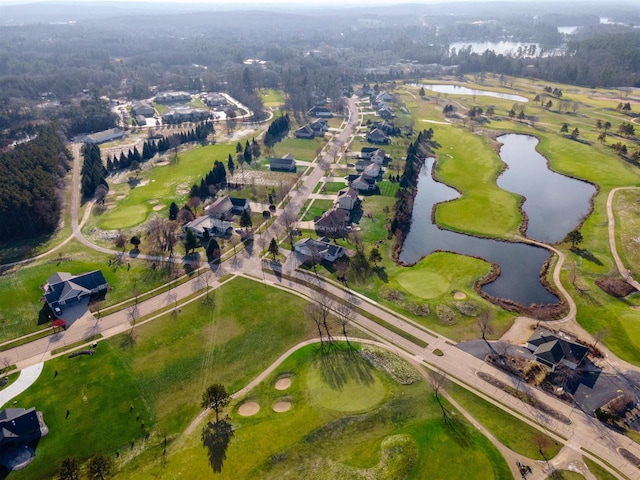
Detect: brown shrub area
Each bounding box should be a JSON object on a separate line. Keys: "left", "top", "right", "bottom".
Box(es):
{"left": 595, "top": 277, "right": 638, "bottom": 298}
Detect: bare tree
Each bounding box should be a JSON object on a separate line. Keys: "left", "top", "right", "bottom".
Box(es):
{"left": 334, "top": 301, "right": 354, "bottom": 347}
{"left": 429, "top": 370, "right": 451, "bottom": 419}
{"left": 477, "top": 310, "right": 494, "bottom": 341}
{"left": 279, "top": 209, "right": 298, "bottom": 249}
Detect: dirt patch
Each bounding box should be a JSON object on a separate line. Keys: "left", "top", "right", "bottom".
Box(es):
{"left": 273, "top": 400, "right": 291, "bottom": 413}
{"left": 499, "top": 317, "right": 537, "bottom": 344}
{"left": 275, "top": 377, "right": 291, "bottom": 391}
{"left": 453, "top": 291, "right": 467, "bottom": 300}
{"left": 238, "top": 401, "right": 260, "bottom": 417}
{"left": 595, "top": 277, "right": 638, "bottom": 298}
{"left": 152, "top": 204, "right": 165, "bottom": 211}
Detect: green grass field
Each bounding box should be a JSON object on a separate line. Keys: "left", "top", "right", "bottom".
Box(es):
{"left": 117, "top": 345, "right": 512, "bottom": 480}
{"left": 7, "top": 277, "right": 316, "bottom": 479}
{"left": 302, "top": 199, "right": 335, "bottom": 221}
{"left": 259, "top": 89, "right": 286, "bottom": 108}
{"left": 273, "top": 137, "right": 327, "bottom": 162}
{"left": 320, "top": 181, "right": 348, "bottom": 194}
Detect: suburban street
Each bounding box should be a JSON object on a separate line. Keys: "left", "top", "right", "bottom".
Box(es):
{"left": 3, "top": 96, "right": 640, "bottom": 479}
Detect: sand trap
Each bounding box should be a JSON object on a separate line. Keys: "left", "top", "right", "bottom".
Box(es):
{"left": 273, "top": 400, "right": 291, "bottom": 413}
{"left": 275, "top": 377, "right": 291, "bottom": 391}
{"left": 117, "top": 195, "right": 125, "bottom": 200}
{"left": 148, "top": 199, "right": 158, "bottom": 204}
{"left": 152, "top": 204, "right": 165, "bottom": 211}
{"left": 238, "top": 401, "right": 260, "bottom": 417}
{"left": 631, "top": 306, "right": 640, "bottom": 311}
{"left": 453, "top": 291, "right": 467, "bottom": 300}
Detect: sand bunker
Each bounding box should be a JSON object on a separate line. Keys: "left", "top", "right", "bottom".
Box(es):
{"left": 275, "top": 377, "right": 291, "bottom": 391}
{"left": 273, "top": 400, "right": 291, "bottom": 413}
{"left": 117, "top": 195, "right": 125, "bottom": 200}
{"left": 238, "top": 402, "right": 260, "bottom": 417}
{"left": 152, "top": 204, "right": 165, "bottom": 211}
{"left": 148, "top": 199, "right": 158, "bottom": 204}
{"left": 453, "top": 291, "right": 467, "bottom": 300}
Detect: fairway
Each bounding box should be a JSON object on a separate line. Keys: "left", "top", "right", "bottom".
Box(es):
{"left": 397, "top": 270, "right": 450, "bottom": 299}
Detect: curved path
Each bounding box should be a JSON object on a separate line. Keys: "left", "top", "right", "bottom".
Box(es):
{"left": 606, "top": 187, "right": 640, "bottom": 290}
{"left": 0, "top": 363, "right": 44, "bottom": 407}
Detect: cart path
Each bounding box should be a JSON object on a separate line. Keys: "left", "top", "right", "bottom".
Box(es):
{"left": 0, "top": 363, "right": 44, "bottom": 407}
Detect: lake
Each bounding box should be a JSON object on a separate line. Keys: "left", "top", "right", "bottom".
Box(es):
{"left": 496, "top": 134, "right": 596, "bottom": 244}
{"left": 416, "top": 84, "right": 528, "bottom": 103}
{"left": 399, "top": 157, "right": 558, "bottom": 306}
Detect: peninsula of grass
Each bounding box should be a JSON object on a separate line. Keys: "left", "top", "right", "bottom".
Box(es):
{"left": 446, "top": 381, "right": 562, "bottom": 460}
{"left": 119, "top": 344, "right": 511, "bottom": 479}
{"left": 8, "top": 277, "right": 317, "bottom": 480}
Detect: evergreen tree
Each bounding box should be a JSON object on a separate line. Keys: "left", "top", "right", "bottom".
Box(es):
{"left": 169, "top": 202, "right": 179, "bottom": 221}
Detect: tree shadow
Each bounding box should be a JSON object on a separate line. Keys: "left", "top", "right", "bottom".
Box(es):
{"left": 38, "top": 304, "right": 55, "bottom": 325}
{"left": 316, "top": 344, "right": 374, "bottom": 391}
{"left": 570, "top": 247, "right": 603, "bottom": 266}
{"left": 374, "top": 266, "right": 388, "bottom": 283}
{"left": 201, "top": 418, "right": 234, "bottom": 474}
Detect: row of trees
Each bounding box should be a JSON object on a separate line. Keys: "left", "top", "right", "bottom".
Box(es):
{"left": 263, "top": 114, "right": 290, "bottom": 148}
{"left": 0, "top": 124, "right": 70, "bottom": 240}
{"left": 189, "top": 160, "right": 228, "bottom": 199}
{"left": 81, "top": 143, "right": 108, "bottom": 198}
{"left": 389, "top": 129, "right": 435, "bottom": 249}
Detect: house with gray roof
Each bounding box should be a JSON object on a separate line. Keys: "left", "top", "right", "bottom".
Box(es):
{"left": 314, "top": 208, "right": 350, "bottom": 236}
{"left": 0, "top": 407, "right": 48, "bottom": 470}
{"left": 205, "top": 195, "right": 235, "bottom": 220}
{"left": 202, "top": 92, "right": 228, "bottom": 108}
{"left": 526, "top": 328, "right": 589, "bottom": 372}
{"left": 337, "top": 187, "right": 360, "bottom": 211}
{"left": 183, "top": 216, "right": 233, "bottom": 239}
{"left": 42, "top": 271, "right": 109, "bottom": 315}
{"left": 294, "top": 125, "right": 315, "bottom": 139}
{"left": 308, "top": 106, "right": 333, "bottom": 118}
{"left": 155, "top": 91, "right": 192, "bottom": 103}
{"left": 131, "top": 100, "right": 155, "bottom": 117}
{"left": 366, "top": 128, "right": 390, "bottom": 145}
{"left": 270, "top": 155, "right": 296, "bottom": 172}
{"left": 294, "top": 237, "right": 346, "bottom": 264}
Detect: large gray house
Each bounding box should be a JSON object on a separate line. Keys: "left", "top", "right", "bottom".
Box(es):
{"left": 42, "top": 271, "right": 109, "bottom": 316}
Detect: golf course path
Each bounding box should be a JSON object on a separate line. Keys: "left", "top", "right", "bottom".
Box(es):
{"left": 606, "top": 187, "right": 640, "bottom": 291}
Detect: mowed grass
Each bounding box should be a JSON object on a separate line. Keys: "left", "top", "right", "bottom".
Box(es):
{"left": 302, "top": 199, "right": 334, "bottom": 221}
{"left": 446, "top": 382, "right": 562, "bottom": 460}
{"left": 94, "top": 142, "right": 237, "bottom": 230}
{"left": 119, "top": 345, "right": 511, "bottom": 480}
{"left": 321, "top": 181, "right": 348, "bottom": 194}
{"left": 0, "top": 240, "right": 177, "bottom": 343}
{"left": 259, "top": 88, "right": 286, "bottom": 108}
{"left": 6, "top": 277, "right": 316, "bottom": 480}
{"left": 583, "top": 457, "right": 620, "bottom": 480}
{"left": 273, "top": 137, "right": 327, "bottom": 162}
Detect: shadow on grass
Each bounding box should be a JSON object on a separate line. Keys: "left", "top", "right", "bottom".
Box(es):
{"left": 570, "top": 247, "right": 603, "bottom": 266}
{"left": 202, "top": 418, "right": 234, "bottom": 474}
{"left": 374, "top": 266, "right": 388, "bottom": 283}
{"left": 317, "top": 343, "right": 374, "bottom": 391}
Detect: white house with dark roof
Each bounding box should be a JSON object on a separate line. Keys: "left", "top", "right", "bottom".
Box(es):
{"left": 526, "top": 328, "right": 589, "bottom": 372}
{"left": 337, "top": 187, "right": 360, "bottom": 211}
{"left": 308, "top": 106, "right": 333, "bottom": 118}
{"left": 183, "top": 216, "right": 233, "bottom": 239}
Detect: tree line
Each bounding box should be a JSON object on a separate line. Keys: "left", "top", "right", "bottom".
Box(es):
{"left": 81, "top": 143, "right": 108, "bottom": 199}
{"left": 263, "top": 114, "right": 291, "bottom": 148}
{"left": 0, "top": 124, "right": 70, "bottom": 241}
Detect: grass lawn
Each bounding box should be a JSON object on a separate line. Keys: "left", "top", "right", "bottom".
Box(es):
{"left": 0, "top": 240, "right": 179, "bottom": 343}
{"left": 583, "top": 457, "right": 620, "bottom": 480}
{"left": 118, "top": 344, "right": 512, "bottom": 480}
{"left": 446, "top": 382, "right": 562, "bottom": 460}
{"left": 273, "top": 137, "right": 327, "bottom": 162}
{"left": 302, "top": 199, "right": 334, "bottom": 221}
{"left": 320, "top": 181, "right": 348, "bottom": 194}
{"left": 6, "top": 277, "right": 316, "bottom": 479}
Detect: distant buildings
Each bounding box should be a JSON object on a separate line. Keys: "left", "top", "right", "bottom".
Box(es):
{"left": 131, "top": 100, "right": 155, "bottom": 117}
{"left": 155, "top": 91, "right": 191, "bottom": 103}
{"left": 161, "top": 107, "right": 210, "bottom": 124}
{"left": 202, "top": 93, "right": 228, "bottom": 108}
{"left": 83, "top": 128, "right": 124, "bottom": 144}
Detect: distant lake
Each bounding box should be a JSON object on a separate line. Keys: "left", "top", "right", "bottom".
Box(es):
{"left": 416, "top": 84, "right": 528, "bottom": 103}
{"left": 450, "top": 41, "right": 540, "bottom": 56}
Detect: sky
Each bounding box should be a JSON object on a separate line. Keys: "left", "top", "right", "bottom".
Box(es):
{"left": 0, "top": 0, "right": 588, "bottom": 5}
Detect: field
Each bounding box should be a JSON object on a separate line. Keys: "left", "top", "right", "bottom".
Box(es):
{"left": 6, "top": 277, "right": 317, "bottom": 479}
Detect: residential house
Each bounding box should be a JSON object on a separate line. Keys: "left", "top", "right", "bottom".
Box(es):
{"left": 355, "top": 86, "right": 374, "bottom": 97}
{"left": 377, "top": 106, "right": 395, "bottom": 120}
{"left": 135, "top": 115, "right": 147, "bottom": 127}
{"left": 230, "top": 197, "right": 250, "bottom": 214}
{"left": 206, "top": 195, "right": 235, "bottom": 220}
{"left": 361, "top": 147, "right": 384, "bottom": 159}
{"left": 363, "top": 162, "right": 381, "bottom": 178}
{"left": 337, "top": 187, "right": 360, "bottom": 211}
{"left": 84, "top": 128, "right": 124, "bottom": 144}
{"left": 294, "top": 237, "right": 346, "bottom": 264}
{"left": 155, "top": 91, "right": 192, "bottom": 103}
{"left": 366, "top": 128, "right": 390, "bottom": 145}
{"left": 0, "top": 408, "right": 48, "bottom": 449}
{"left": 314, "top": 208, "right": 350, "bottom": 236}
{"left": 42, "top": 271, "right": 109, "bottom": 315}
{"left": 202, "top": 93, "right": 228, "bottom": 108}
{"left": 309, "top": 119, "right": 329, "bottom": 135}
{"left": 183, "top": 216, "right": 233, "bottom": 238}
{"left": 131, "top": 100, "right": 155, "bottom": 117}
{"left": 526, "top": 328, "right": 589, "bottom": 372}
{"left": 369, "top": 148, "right": 387, "bottom": 165}
{"left": 350, "top": 174, "right": 378, "bottom": 192}
{"left": 270, "top": 154, "right": 296, "bottom": 172}
{"left": 308, "top": 106, "right": 333, "bottom": 118}
{"left": 375, "top": 91, "right": 395, "bottom": 103}
{"left": 294, "top": 125, "right": 315, "bottom": 139}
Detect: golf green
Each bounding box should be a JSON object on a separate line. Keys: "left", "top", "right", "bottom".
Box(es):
{"left": 306, "top": 359, "right": 386, "bottom": 412}
{"left": 396, "top": 270, "right": 451, "bottom": 299}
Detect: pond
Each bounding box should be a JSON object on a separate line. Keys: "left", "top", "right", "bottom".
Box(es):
{"left": 399, "top": 158, "right": 559, "bottom": 306}
{"left": 496, "top": 134, "right": 596, "bottom": 244}
{"left": 416, "top": 84, "right": 528, "bottom": 103}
